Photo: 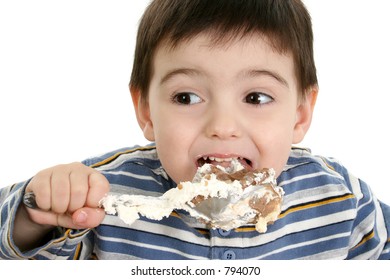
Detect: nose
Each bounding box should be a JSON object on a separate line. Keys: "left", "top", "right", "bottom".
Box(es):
{"left": 204, "top": 102, "right": 242, "bottom": 140}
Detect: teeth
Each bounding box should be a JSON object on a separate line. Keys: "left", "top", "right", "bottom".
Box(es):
{"left": 203, "top": 156, "right": 239, "bottom": 162}
{"left": 216, "top": 157, "right": 232, "bottom": 162}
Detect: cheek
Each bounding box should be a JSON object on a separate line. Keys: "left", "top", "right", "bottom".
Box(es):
{"left": 256, "top": 133, "right": 291, "bottom": 171}
{"left": 152, "top": 119, "right": 200, "bottom": 183}
{"left": 251, "top": 113, "right": 296, "bottom": 176}
{"left": 156, "top": 142, "right": 197, "bottom": 183}
{"left": 153, "top": 115, "right": 197, "bottom": 146}
{"left": 267, "top": 142, "right": 292, "bottom": 177}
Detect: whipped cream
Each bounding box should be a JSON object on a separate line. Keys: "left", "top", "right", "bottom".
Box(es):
{"left": 101, "top": 159, "right": 283, "bottom": 232}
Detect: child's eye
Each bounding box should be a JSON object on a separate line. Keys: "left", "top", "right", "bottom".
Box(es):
{"left": 171, "top": 92, "right": 203, "bottom": 105}
{"left": 244, "top": 92, "right": 273, "bottom": 106}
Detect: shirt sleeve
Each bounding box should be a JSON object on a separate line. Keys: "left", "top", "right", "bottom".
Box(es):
{"left": 0, "top": 181, "right": 91, "bottom": 259}
{"left": 317, "top": 155, "right": 390, "bottom": 259}
{"left": 340, "top": 168, "right": 390, "bottom": 259}
{"left": 378, "top": 201, "right": 390, "bottom": 259}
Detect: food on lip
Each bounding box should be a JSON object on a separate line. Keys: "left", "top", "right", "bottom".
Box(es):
{"left": 197, "top": 155, "right": 252, "bottom": 169}
{"left": 101, "top": 159, "right": 283, "bottom": 233}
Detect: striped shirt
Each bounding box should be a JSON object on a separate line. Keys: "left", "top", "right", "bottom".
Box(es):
{"left": 1, "top": 145, "right": 389, "bottom": 259}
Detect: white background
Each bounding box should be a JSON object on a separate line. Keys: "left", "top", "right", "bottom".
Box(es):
{"left": 0, "top": 0, "right": 389, "bottom": 204}
{"left": 0, "top": 260, "right": 387, "bottom": 279}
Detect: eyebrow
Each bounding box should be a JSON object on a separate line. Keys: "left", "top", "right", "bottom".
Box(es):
{"left": 160, "top": 68, "right": 202, "bottom": 85}
{"left": 243, "top": 69, "right": 290, "bottom": 88}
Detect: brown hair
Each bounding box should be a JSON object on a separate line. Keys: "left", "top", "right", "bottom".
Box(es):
{"left": 130, "top": 0, "right": 317, "bottom": 100}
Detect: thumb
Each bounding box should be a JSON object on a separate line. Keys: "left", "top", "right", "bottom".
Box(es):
{"left": 71, "top": 207, "right": 106, "bottom": 229}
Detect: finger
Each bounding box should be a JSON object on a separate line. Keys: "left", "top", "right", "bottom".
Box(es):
{"left": 31, "top": 211, "right": 79, "bottom": 229}
{"left": 27, "top": 206, "right": 105, "bottom": 230}
{"left": 86, "top": 172, "right": 110, "bottom": 208}
{"left": 25, "top": 207, "right": 62, "bottom": 227}
{"left": 50, "top": 166, "right": 70, "bottom": 214}
{"left": 26, "top": 169, "right": 52, "bottom": 211}
{"left": 71, "top": 207, "right": 106, "bottom": 228}
{"left": 68, "top": 169, "right": 89, "bottom": 213}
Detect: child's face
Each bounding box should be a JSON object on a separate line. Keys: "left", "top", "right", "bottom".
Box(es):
{"left": 133, "top": 34, "right": 317, "bottom": 184}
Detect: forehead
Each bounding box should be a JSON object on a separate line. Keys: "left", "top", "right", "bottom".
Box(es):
{"left": 159, "top": 30, "right": 290, "bottom": 56}
{"left": 152, "top": 33, "right": 297, "bottom": 89}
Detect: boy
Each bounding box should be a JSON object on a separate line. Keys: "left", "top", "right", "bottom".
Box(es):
{"left": 0, "top": 0, "right": 389, "bottom": 259}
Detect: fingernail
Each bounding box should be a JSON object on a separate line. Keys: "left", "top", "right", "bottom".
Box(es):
{"left": 74, "top": 210, "right": 88, "bottom": 225}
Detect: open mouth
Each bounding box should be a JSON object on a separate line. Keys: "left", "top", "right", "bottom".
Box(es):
{"left": 197, "top": 156, "right": 252, "bottom": 170}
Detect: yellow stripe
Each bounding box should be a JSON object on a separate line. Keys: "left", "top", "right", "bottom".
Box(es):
{"left": 73, "top": 243, "right": 82, "bottom": 260}
{"left": 90, "top": 146, "right": 156, "bottom": 168}
{"left": 170, "top": 211, "right": 180, "bottom": 218}
{"left": 235, "top": 226, "right": 256, "bottom": 233}
{"left": 46, "top": 228, "right": 72, "bottom": 245}
{"left": 279, "top": 193, "right": 355, "bottom": 219}
{"left": 319, "top": 156, "right": 336, "bottom": 171}
{"left": 69, "top": 228, "right": 90, "bottom": 239}
{"left": 196, "top": 228, "right": 210, "bottom": 236}
{"left": 352, "top": 230, "right": 375, "bottom": 250}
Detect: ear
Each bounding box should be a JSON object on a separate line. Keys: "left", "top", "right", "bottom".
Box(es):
{"left": 292, "top": 86, "right": 318, "bottom": 144}
{"left": 130, "top": 86, "right": 155, "bottom": 141}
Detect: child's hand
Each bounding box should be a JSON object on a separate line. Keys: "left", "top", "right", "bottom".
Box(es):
{"left": 24, "top": 162, "right": 109, "bottom": 230}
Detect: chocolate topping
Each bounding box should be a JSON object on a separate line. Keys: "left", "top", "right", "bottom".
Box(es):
{"left": 249, "top": 184, "right": 282, "bottom": 217}
{"left": 191, "top": 163, "right": 283, "bottom": 232}
{"left": 200, "top": 165, "right": 274, "bottom": 188}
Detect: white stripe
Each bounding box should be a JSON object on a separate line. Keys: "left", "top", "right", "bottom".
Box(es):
{"left": 370, "top": 198, "right": 387, "bottom": 259}
{"left": 282, "top": 183, "right": 351, "bottom": 211}
{"left": 93, "top": 230, "right": 208, "bottom": 260}
{"left": 95, "top": 149, "right": 158, "bottom": 171}
{"left": 297, "top": 247, "right": 348, "bottom": 260}
{"left": 104, "top": 170, "right": 163, "bottom": 186}
{"left": 349, "top": 211, "right": 375, "bottom": 249}
{"left": 348, "top": 172, "right": 363, "bottom": 201}
{"left": 109, "top": 183, "right": 163, "bottom": 197}
{"left": 252, "top": 232, "right": 351, "bottom": 260}
{"left": 381, "top": 247, "right": 390, "bottom": 256}
{"left": 37, "top": 250, "right": 70, "bottom": 260}
{"left": 102, "top": 215, "right": 211, "bottom": 247}
{"left": 278, "top": 170, "right": 342, "bottom": 188}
